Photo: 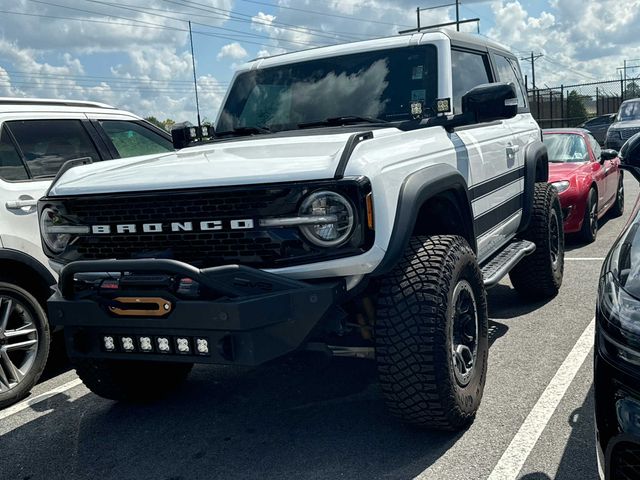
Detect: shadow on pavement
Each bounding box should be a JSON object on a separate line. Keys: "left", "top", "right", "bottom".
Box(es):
{"left": 518, "top": 384, "right": 596, "bottom": 480}
{"left": 564, "top": 214, "right": 617, "bottom": 253}
{"left": 554, "top": 384, "right": 597, "bottom": 479}
{"left": 489, "top": 320, "right": 509, "bottom": 348}
{"left": 1, "top": 355, "right": 465, "bottom": 480}
{"left": 39, "top": 332, "right": 71, "bottom": 383}
{"left": 487, "top": 284, "right": 554, "bottom": 319}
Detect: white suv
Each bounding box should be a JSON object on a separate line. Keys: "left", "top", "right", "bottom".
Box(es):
{"left": 0, "top": 98, "right": 173, "bottom": 408}
{"left": 41, "top": 31, "right": 562, "bottom": 430}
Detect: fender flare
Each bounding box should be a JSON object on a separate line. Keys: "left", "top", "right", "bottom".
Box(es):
{"left": 519, "top": 140, "right": 549, "bottom": 233}
{"left": 0, "top": 248, "right": 56, "bottom": 287}
{"left": 372, "top": 163, "right": 475, "bottom": 276}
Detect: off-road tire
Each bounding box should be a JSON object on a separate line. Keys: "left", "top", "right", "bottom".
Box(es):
{"left": 578, "top": 188, "right": 598, "bottom": 243}
{"left": 610, "top": 174, "right": 624, "bottom": 218}
{"left": 376, "top": 235, "right": 489, "bottom": 431}
{"left": 73, "top": 358, "right": 193, "bottom": 402}
{"left": 0, "top": 282, "right": 50, "bottom": 409}
{"left": 510, "top": 182, "right": 564, "bottom": 299}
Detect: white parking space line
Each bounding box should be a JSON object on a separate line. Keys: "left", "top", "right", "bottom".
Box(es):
{"left": 487, "top": 318, "right": 595, "bottom": 480}
{"left": 0, "top": 378, "right": 83, "bottom": 422}
{"left": 565, "top": 257, "right": 605, "bottom": 261}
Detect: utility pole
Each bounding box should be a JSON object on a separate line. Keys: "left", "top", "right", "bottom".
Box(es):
{"left": 400, "top": 3, "right": 479, "bottom": 35}
{"left": 520, "top": 52, "right": 544, "bottom": 91}
{"left": 188, "top": 21, "right": 202, "bottom": 130}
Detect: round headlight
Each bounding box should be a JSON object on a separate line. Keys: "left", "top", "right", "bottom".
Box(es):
{"left": 40, "top": 207, "right": 71, "bottom": 253}
{"left": 299, "top": 191, "right": 355, "bottom": 247}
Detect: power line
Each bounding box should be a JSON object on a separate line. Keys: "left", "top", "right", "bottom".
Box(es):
{"left": 159, "top": 0, "right": 367, "bottom": 42}
{"left": 74, "top": 0, "right": 322, "bottom": 47}
{"left": 13, "top": 2, "right": 317, "bottom": 50}
{"left": 541, "top": 57, "right": 597, "bottom": 81}
{"left": 0, "top": 70, "right": 229, "bottom": 86}
{"left": 237, "top": 0, "right": 414, "bottom": 28}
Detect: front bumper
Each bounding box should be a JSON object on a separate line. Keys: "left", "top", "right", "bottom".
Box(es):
{"left": 48, "top": 259, "right": 345, "bottom": 366}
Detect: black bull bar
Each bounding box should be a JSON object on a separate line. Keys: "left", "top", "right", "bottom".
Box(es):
{"left": 49, "top": 259, "right": 345, "bottom": 366}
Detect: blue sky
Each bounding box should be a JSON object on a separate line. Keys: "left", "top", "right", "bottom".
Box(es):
{"left": 0, "top": 0, "right": 638, "bottom": 122}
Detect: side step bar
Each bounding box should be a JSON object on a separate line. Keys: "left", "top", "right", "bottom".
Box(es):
{"left": 481, "top": 239, "right": 536, "bottom": 288}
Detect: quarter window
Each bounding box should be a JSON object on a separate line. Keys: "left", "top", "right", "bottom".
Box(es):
{"left": 493, "top": 55, "right": 527, "bottom": 108}
{"left": 0, "top": 127, "right": 28, "bottom": 181}
{"left": 100, "top": 121, "right": 173, "bottom": 158}
{"left": 451, "top": 50, "right": 492, "bottom": 114}
{"left": 6, "top": 120, "right": 101, "bottom": 179}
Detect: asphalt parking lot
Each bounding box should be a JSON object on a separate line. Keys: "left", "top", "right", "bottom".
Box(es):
{"left": 1, "top": 178, "right": 636, "bottom": 480}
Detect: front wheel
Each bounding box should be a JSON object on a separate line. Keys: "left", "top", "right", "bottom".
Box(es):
{"left": 73, "top": 358, "right": 193, "bottom": 402}
{"left": 376, "top": 235, "right": 488, "bottom": 431}
{"left": 579, "top": 188, "right": 598, "bottom": 243}
{"left": 0, "top": 282, "right": 50, "bottom": 409}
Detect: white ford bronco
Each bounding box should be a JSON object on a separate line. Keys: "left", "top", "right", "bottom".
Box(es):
{"left": 39, "top": 31, "right": 563, "bottom": 430}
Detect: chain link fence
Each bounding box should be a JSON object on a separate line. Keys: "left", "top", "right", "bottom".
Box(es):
{"left": 528, "top": 77, "right": 640, "bottom": 129}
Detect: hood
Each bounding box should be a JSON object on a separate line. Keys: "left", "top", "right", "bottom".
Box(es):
{"left": 548, "top": 162, "right": 587, "bottom": 182}
{"left": 610, "top": 119, "right": 640, "bottom": 130}
{"left": 48, "top": 130, "right": 386, "bottom": 197}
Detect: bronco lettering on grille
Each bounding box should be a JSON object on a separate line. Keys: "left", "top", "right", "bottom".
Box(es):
{"left": 90, "top": 219, "right": 255, "bottom": 234}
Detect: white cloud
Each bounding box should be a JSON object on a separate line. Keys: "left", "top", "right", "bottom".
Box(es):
{"left": 217, "top": 42, "right": 248, "bottom": 61}
{"left": 3, "top": 0, "right": 640, "bottom": 125}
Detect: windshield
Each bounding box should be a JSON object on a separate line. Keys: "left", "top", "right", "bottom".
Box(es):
{"left": 543, "top": 133, "right": 590, "bottom": 163}
{"left": 217, "top": 45, "right": 438, "bottom": 134}
{"left": 617, "top": 101, "right": 640, "bottom": 122}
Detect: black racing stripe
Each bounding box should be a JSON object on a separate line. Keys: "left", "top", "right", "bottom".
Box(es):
{"left": 470, "top": 166, "right": 525, "bottom": 201}
{"left": 474, "top": 194, "right": 523, "bottom": 237}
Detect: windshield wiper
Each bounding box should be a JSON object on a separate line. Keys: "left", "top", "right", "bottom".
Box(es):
{"left": 218, "top": 126, "right": 271, "bottom": 137}
{"left": 298, "top": 116, "right": 388, "bottom": 129}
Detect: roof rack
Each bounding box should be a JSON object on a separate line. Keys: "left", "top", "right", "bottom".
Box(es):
{"left": 0, "top": 97, "right": 116, "bottom": 109}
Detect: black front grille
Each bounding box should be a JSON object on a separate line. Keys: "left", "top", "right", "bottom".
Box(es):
{"left": 49, "top": 180, "right": 373, "bottom": 269}
{"left": 67, "top": 186, "right": 298, "bottom": 222}
{"left": 621, "top": 128, "right": 640, "bottom": 140}
{"left": 611, "top": 442, "right": 640, "bottom": 480}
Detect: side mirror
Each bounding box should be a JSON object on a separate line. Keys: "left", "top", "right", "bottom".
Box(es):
{"left": 619, "top": 132, "right": 640, "bottom": 182}
{"left": 462, "top": 82, "right": 519, "bottom": 124}
{"left": 601, "top": 149, "right": 618, "bottom": 162}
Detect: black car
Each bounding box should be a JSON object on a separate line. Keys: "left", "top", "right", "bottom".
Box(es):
{"left": 596, "top": 131, "right": 640, "bottom": 479}
{"left": 580, "top": 113, "right": 615, "bottom": 146}
{"left": 606, "top": 99, "right": 640, "bottom": 151}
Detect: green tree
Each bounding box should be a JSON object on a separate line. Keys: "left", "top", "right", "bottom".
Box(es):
{"left": 566, "top": 90, "right": 588, "bottom": 126}
{"left": 144, "top": 116, "right": 164, "bottom": 129}
{"left": 624, "top": 81, "right": 640, "bottom": 100}
{"left": 162, "top": 118, "right": 175, "bottom": 131}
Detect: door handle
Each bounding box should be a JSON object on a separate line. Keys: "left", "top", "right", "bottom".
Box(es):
{"left": 6, "top": 199, "right": 37, "bottom": 210}
{"left": 506, "top": 144, "right": 520, "bottom": 156}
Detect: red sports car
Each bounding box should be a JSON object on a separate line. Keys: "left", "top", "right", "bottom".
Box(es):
{"left": 543, "top": 128, "right": 624, "bottom": 242}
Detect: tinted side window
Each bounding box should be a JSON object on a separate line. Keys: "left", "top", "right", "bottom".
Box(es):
{"left": 100, "top": 121, "right": 173, "bottom": 158}
{"left": 7, "top": 120, "right": 101, "bottom": 179}
{"left": 0, "top": 127, "right": 28, "bottom": 181}
{"left": 494, "top": 55, "right": 527, "bottom": 108}
{"left": 451, "top": 50, "right": 492, "bottom": 114}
